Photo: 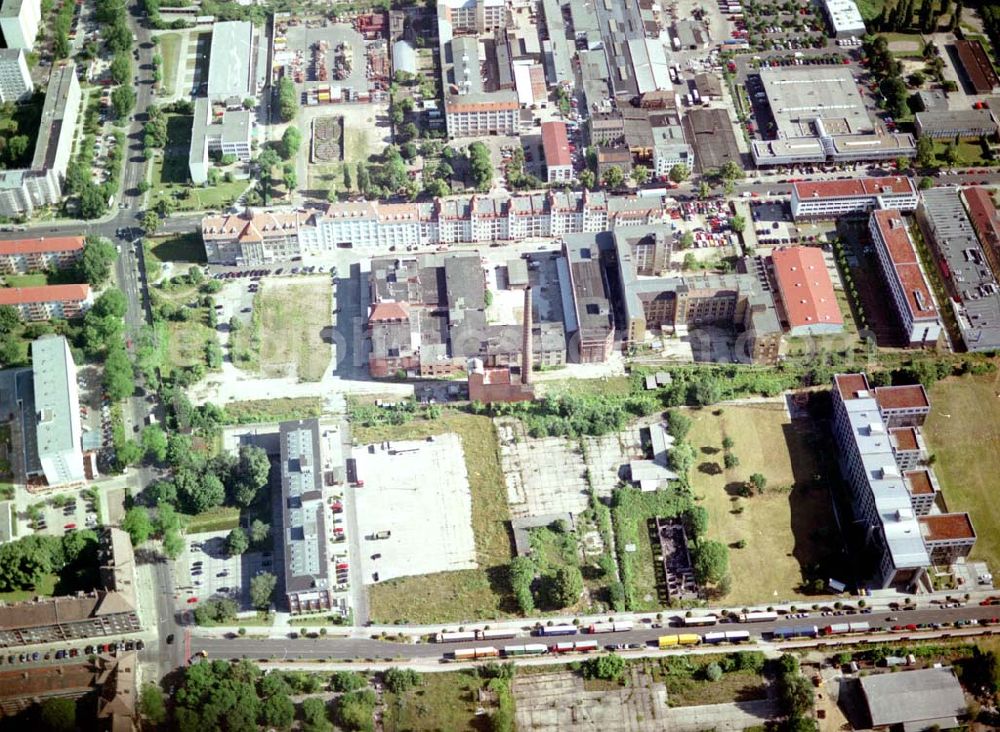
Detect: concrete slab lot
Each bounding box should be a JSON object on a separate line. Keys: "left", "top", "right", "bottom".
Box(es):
{"left": 497, "top": 418, "right": 643, "bottom": 519}
{"left": 353, "top": 435, "right": 476, "bottom": 584}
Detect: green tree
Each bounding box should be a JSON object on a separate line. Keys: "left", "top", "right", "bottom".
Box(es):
{"left": 548, "top": 565, "right": 584, "bottom": 608}
{"left": 249, "top": 518, "right": 270, "bottom": 545}
{"left": 683, "top": 505, "right": 709, "bottom": 539}
{"left": 509, "top": 556, "right": 535, "bottom": 614}
{"left": 39, "top": 697, "right": 76, "bottom": 732}
{"left": 141, "top": 424, "right": 168, "bottom": 462}
{"left": 919, "top": 175, "right": 934, "bottom": 190}
{"left": 163, "top": 528, "right": 184, "bottom": 560}
{"left": 669, "top": 163, "right": 690, "bottom": 183}
{"left": 915, "top": 134, "right": 936, "bottom": 168}
{"left": 281, "top": 127, "right": 301, "bottom": 159}
{"left": 0, "top": 305, "right": 19, "bottom": 334}
{"left": 260, "top": 691, "right": 295, "bottom": 730}
{"left": 117, "top": 438, "right": 143, "bottom": 467}
{"left": 631, "top": 164, "right": 650, "bottom": 185}
{"left": 719, "top": 160, "right": 744, "bottom": 181}
{"left": 226, "top": 527, "right": 249, "bottom": 557}
{"left": 728, "top": 214, "right": 746, "bottom": 233}
{"left": 301, "top": 698, "right": 333, "bottom": 732}
{"left": 104, "top": 345, "right": 135, "bottom": 401}
{"left": 581, "top": 653, "right": 625, "bottom": 681}
{"left": 93, "top": 288, "right": 127, "bottom": 319}
{"left": 277, "top": 77, "right": 298, "bottom": 121}
{"left": 110, "top": 51, "right": 132, "bottom": 85}
{"left": 142, "top": 210, "right": 160, "bottom": 234}
{"left": 330, "top": 671, "right": 368, "bottom": 693}
{"left": 382, "top": 668, "right": 420, "bottom": 694}
{"left": 578, "top": 169, "right": 595, "bottom": 189}
{"left": 80, "top": 236, "right": 118, "bottom": 286}
{"left": 111, "top": 85, "right": 136, "bottom": 120}
{"left": 749, "top": 472, "right": 767, "bottom": 494}
{"left": 668, "top": 441, "right": 696, "bottom": 475}
{"left": 468, "top": 141, "right": 493, "bottom": 191}
{"left": 601, "top": 165, "right": 624, "bottom": 189}
{"left": 122, "top": 506, "right": 153, "bottom": 546}
{"left": 692, "top": 540, "right": 729, "bottom": 584}
{"left": 698, "top": 181, "right": 712, "bottom": 199}
{"left": 249, "top": 571, "right": 277, "bottom": 609}
{"left": 777, "top": 671, "right": 815, "bottom": 718}
{"left": 333, "top": 690, "right": 376, "bottom": 732}
{"left": 139, "top": 683, "right": 167, "bottom": 725}
{"left": 705, "top": 662, "right": 723, "bottom": 681}
{"left": 666, "top": 409, "right": 692, "bottom": 441}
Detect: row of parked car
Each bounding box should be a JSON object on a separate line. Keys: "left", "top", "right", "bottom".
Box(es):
{"left": 3, "top": 639, "right": 144, "bottom": 665}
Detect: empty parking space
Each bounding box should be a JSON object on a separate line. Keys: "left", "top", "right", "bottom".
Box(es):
{"left": 352, "top": 435, "right": 476, "bottom": 585}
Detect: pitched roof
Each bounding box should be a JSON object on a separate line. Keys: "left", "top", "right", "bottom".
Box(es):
{"left": 369, "top": 301, "right": 410, "bottom": 321}
{"left": 793, "top": 176, "right": 915, "bottom": 200}
{"left": 871, "top": 209, "right": 937, "bottom": 320}
{"left": 771, "top": 246, "right": 843, "bottom": 329}
{"left": 0, "top": 236, "right": 84, "bottom": 256}
{"left": 0, "top": 284, "right": 90, "bottom": 305}
{"left": 860, "top": 667, "right": 966, "bottom": 728}
{"left": 541, "top": 121, "right": 572, "bottom": 168}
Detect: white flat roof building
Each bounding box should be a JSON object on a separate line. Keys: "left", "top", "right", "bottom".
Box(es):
{"left": 207, "top": 21, "right": 255, "bottom": 102}
{"left": 0, "top": 0, "right": 40, "bottom": 50}
{"left": 822, "top": 0, "right": 866, "bottom": 38}
{"left": 0, "top": 48, "right": 32, "bottom": 102}
{"left": 31, "top": 335, "right": 85, "bottom": 486}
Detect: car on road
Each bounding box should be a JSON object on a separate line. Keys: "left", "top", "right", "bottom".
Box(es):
{"left": 166, "top": 634, "right": 175, "bottom": 644}
{"left": 187, "top": 597, "right": 198, "bottom": 604}
{"left": 64, "top": 523, "right": 76, "bottom": 530}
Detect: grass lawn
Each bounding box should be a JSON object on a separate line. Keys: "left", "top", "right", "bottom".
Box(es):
{"left": 924, "top": 373, "right": 1000, "bottom": 574}
{"left": 184, "top": 506, "right": 240, "bottom": 534}
{"left": 153, "top": 280, "right": 217, "bottom": 373}
{"left": 933, "top": 139, "right": 991, "bottom": 168}
{"left": 537, "top": 375, "right": 635, "bottom": 399}
{"left": 147, "top": 232, "right": 207, "bottom": 263}
{"left": 360, "top": 412, "right": 515, "bottom": 624}
{"left": 255, "top": 280, "right": 332, "bottom": 381}
{"left": 686, "top": 403, "right": 838, "bottom": 605}
{"left": 854, "top": 0, "right": 885, "bottom": 20}
{"left": 651, "top": 655, "right": 768, "bottom": 707}
{"left": 3, "top": 273, "right": 50, "bottom": 287}
{"left": 382, "top": 671, "right": 491, "bottom": 732}
{"left": 158, "top": 33, "right": 182, "bottom": 96}
{"left": 0, "top": 573, "right": 58, "bottom": 603}
{"left": 221, "top": 397, "right": 324, "bottom": 424}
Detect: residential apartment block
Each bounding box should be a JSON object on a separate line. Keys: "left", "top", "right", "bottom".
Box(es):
{"left": 868, "top": 209, "right": 942, "bottom": 346}
{"left": 0, "top": 0, "right": 40, "bottom": 50}
{"left": 0, "top": 64, "right": 81, "bottom": 218}
{"left": 0, "top": 236, "right": 84, "bottom": 274}
{"left": 831, "top": 373, "right": 974, "bottom": 589}
{"left": 0, "top": 48, "right": 32, "bottom": 103}
{"left": 0, "top": 284, "right": 92, "bottom": 321}
{"left": 790, "top": 177, "right": 918, "bottom": 220}
{"left": 278, "top": 419, "right": 336, "bottom": 615}
{"left": 31, "top": 335, "right": 85, "bottom": 487}
{"left": 0, "top": 528, "right": 140, "bottom": 647}
{"left": 202, "top": 191, "right": 675, "bottom": 265}
{"left": 541, "top": 121, "right": 573, "bottom": 183}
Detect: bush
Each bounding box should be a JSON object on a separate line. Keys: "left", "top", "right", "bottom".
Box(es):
{"left": 382, "top": 668, "right": 420, "bottom": 694}
{"left": 330, "top": 671, "right": 367, "bottom": 693}
{"left": 581, "top": 653, "right": 625, "bottom": 682}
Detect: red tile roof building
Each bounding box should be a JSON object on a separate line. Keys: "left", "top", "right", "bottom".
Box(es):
{"left": 541, "top": 121, "right": 573, "bottom": 183}
{"left": 869, "top": 209, "right": 942, "bottom": 346}
{"left": 954, "top": 40, "right": 1000, "bottom": 95}
{"left": 790, "top": 177, "right": 918, "bottom": 220}
{"left": 770, "top": 246, "right": 843, "bottom": 335}
{"left": 0, "top": 284, "right": 92, "bottom": 321}
{"left": 961, "top": 187, "right": 1000, "bottom": 279}
{"left": 0, "top": 236, "right": 84, "bottom": 275}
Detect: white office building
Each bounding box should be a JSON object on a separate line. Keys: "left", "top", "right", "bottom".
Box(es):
{"left": 790, "top": 177, "right": 918, "bottom": 220}
{"left": 0, "top": 48, "right": 32, "bottom": 102}
{"left": 822, "top": 0, "right": 866, "bottom": 38}
{"left": 207, "top": 21, "right": 256, "bottom": 103}
{"left": 189, "top": 97, "right": 252, "bottom": 185}
{"left": 31, "top": 335, "right": 85, "bottom": 486}
{"left": 0, "top": 0, "right": 40, "bottom": 50}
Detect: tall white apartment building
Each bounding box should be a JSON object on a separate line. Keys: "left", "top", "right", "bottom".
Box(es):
{"left": 0, "top": 48, "right": 32, "bottom": 102}
{"left": 0, "top": 0, "right": 40, "bottom": 50}
{"left": 31, "top": 335, "right": 86, "bottom": 486}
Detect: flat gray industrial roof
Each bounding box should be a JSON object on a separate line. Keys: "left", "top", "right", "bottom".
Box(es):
{"left": 279, "top": 419, "right": 331, "bottom": 594}
{"left": 30, "top": 63, "right": 77, "bottom": 171}
{"left": 860, "top": 667, "right": 966, "bottom": 729}
{"left": 207, "top": 21, "right": 254, "bottom": 101}
{"left": 30, "top": 335, "right": 76, "bottom": 462}
{"left": 759, "top": 66, "right": 870, "bottom": 138}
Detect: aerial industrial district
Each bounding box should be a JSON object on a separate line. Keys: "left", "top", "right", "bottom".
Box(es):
{"left": 2, "top": 0, "right": 1000, "bottom": 729}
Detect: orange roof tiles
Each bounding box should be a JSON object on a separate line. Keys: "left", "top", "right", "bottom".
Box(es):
{"left": 919, "top": 513, "right": 976, "bottom": 541}
{"left": 541, "top": 121, "right": 572, "bottom": 169}
{"left": 369, "top": 301, "right": 410, "bottom": 321}
{"left": 0, "top": 284, "right": 90, "bottom": 305}
{"left": 0, "top": 236, "right": 84, "bottom": 256}
{"left": 871, "top": 209, "right": 937, "bottom": 320}
{"left": 955, "top": 40, "right": 1000, "bottom": 95}
{"left": 771, "top": 246, "right": 843, "bottom": 330}
{"left": 793, "top": 176, "right": 915, "bottom": 200}
{"left": 874, "top": 384, "right": 929, "bottom": 410}
{"left": 835, "top": 373, "right": 870, "bottom": 400}
{"left": 963, "top": 187, "right": 1000, "bottom": 256}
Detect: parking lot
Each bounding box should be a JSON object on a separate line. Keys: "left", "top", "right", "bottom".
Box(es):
{"left": 27, "top": 491, "right": 100, "bottom": 537}
{"left": 352, "top": 435, "right": 477, "bottom": 585}
{"left": 176, "top": 531, "right": 276, "bottom": 610}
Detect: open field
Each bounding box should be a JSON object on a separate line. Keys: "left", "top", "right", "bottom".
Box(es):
{"left": 154, "top": 281, "right": 217, "bottom": 374}
{"left": 359, "top": 412, "right": 515, "bottom": 624}
{"left": 537, "top": 375, "right": 634, "bottom": 399}
{"left": 650, "top": 655, "right": 768, "bottom": 707}
{"left": 221, "top": 397, "right": 324, "bottom": 424}
{"left": 686, "top": 403, "right": 838, "bottom": 605}
{"left": 924, "top": 373, "right": 1000, "bottom": 574}
{"left": 382, "top": 671, "right": 491, "bottom": 732}
{"left": 256, "top": 280, "right": 332, "bottom": 381}
{"left": 158, "top": 32, "right": 182, "bottom": 96}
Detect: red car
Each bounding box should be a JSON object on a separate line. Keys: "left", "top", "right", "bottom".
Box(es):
{"left": 187, "top": 597, "right": 198, "bottom": 604}
{"left": 64, "top": 523, "right": 77, "bottom": 530}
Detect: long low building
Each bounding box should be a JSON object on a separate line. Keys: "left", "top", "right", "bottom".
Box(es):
{"left": 868, "top": 209, "right": 941, "bottom": 346}
{"left": 0, "top": 236, "right": 84, "bottom": 274}
{"left": 769, "top": 245, "right": 843, "bottom": 336}
{"left": 915, "top": 109, "right": 999, "bottom": 139}
{"left": 790, "top": 177, "right": 918, "bottom": 220}
{"left": 202, "top": 191, "right": 676, "bottom": 265}
{"left": 917, "top": 187, "right": 1000, "bottom": 352}
{"left": 954, "top": 39, "right": 1000, "bottom": 95}
{"left": 0, "top": 284, "right": 92, "bottom": 321}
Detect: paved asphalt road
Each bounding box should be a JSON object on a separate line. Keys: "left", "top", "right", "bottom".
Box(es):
{"left": 191, "top": 602, "right": 1000, "bottom": 664}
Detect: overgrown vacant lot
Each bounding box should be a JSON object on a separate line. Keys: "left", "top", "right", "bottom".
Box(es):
{"left": 685, "top": 403, "right": 839, "bottom": 605}
{"left": 925, "top": 373, "right": 1000, "bottom": 574}
{"left": 256, "top": 279, "right": 332, "bottom": 381}
{"left": 357, "top": 411, "right": 515, "bottom": 624}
